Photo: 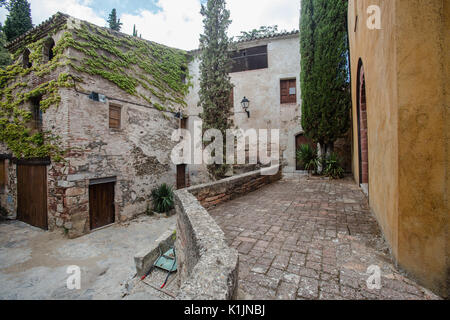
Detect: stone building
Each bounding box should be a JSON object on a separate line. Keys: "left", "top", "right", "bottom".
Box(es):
{"left": 0, "top": 13, "right": 189, "bottom": 238}
{"left": 184, "top": 31, "right": 352, "bottom": 184}
{"left": 348, "top": 0, "right": 448, "bottom": 297}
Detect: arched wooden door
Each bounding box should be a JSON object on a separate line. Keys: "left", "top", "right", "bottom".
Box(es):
{"left": 357, "top": 61, "right": 369, "bottom": 187}
{"left": 295, "top": 133, "right": 315, "bottom": 171}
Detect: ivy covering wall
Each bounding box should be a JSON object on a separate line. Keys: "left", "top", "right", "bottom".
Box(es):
{"left": 0, "top": 14, "right": 190, "bottom": 160}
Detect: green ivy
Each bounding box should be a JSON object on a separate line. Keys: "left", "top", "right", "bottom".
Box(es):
{"left": 0, "top": 16, "right": 191, "bottom": 161}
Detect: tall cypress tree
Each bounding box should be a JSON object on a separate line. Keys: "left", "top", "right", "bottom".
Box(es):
{"left": 300, "top": 0, "right": 350, "bottom": 154}
{"left": 198, "top": 0, "right": 233, "bottom": 179}
{"left": 3, "top": 0, "right": 33, "bottom": 42}
{"left": 0, "top": 23, "right": 12, "bottom": 68}
{"left": 107, "top": 8, "right": 123, "bottom": 32}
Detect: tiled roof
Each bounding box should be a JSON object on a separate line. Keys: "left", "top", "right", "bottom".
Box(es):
{"left": 234, "top": 29, "right": 299, "bottom": 44}
{"left": 5, "top": 12, "right": 69, "bottom": 52}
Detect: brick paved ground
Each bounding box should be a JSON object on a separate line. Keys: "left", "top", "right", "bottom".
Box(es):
{"left": 209, "top": 175, "right": 440, "bottom": 300}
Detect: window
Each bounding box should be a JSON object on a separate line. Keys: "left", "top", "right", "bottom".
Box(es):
{"left": 280, "top": 79, "right": 297, "bottom": 104}
{"left": 180, "top": 117, "right": 187, "bottom": 130}
{"left": 0, "top": 159, "right": 6, "bottom": 189}
{"left": 230, "top": 87, "right": 234, "bottom": 108}
{"left": 180, "top": 66, "right": 187, "bottom": 84}
{"left": 23, "top": 49, "right": 32, "bottom": 69}
{"left": 43, "top": 38, "right": 55, "bottom": 63}
{"left": 30, "top": 96, "right": 43, "bottom": 129}
{"left": 109, "top": 104, "right": 121, "bottom": 129}
{"left": 230, "top": 45, "right": 268, "bottom": 73}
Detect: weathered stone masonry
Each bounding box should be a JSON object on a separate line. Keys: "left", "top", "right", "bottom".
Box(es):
{"left": 0, "top": 14, "right": 188, "bottom": 238}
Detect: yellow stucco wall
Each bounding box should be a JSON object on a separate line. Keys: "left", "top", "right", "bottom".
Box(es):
{"left": 348, "top": 0, "right": 448, "bottom": 297}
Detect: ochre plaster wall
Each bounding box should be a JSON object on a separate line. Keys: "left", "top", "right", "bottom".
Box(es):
{"left": 348, "top": 0, "right": 448, "bottom": 297}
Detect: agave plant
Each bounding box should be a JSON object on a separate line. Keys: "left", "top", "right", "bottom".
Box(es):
{"left": 151, "top": 184, "right": 174, "bottom": 213}
{"left": 323, "top": 153, "right": 345, "bottom": 179}
{"left": 296, "top": 144, "right": 319, "bottom": 174}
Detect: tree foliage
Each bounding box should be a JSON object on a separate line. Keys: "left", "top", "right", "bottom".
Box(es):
{"left": 237, "top": 25, "right": 286, "bottom": 41}
{"left": 107, "top": 8, "right": 123, "bottom": 32}
{"left": 0, "top": 24, "right": 12, "bottom": 68}
{"left": 300, "top": 0, "right": 351, "bottom": 152}
{"left": 198, "top": 0, "right": 233, "bottom": 180}
{"left": 3, "top": 0, "right": 33, "bottom": 42}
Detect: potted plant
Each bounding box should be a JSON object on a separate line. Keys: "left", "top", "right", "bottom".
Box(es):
{"left": 323, "top": 152, "right": 345, "bottom": 179}
{"left": 296, "top": 144, "right": 319, "bottom": 175}
{"left": 151, "top": 184, "right": 175, "bottom": 217}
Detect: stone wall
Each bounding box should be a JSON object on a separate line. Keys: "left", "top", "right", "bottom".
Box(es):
{"left": 187, "top": 165, "right": 282, "bottom": 209}
{"left": 0, "top": 19, "right": 186, "bottom": 237}
{"left": 175, "top": 166, "right": 281, "bottom": 299}
{"left": 185, "top": 34, "right": 303, "bottom": 183}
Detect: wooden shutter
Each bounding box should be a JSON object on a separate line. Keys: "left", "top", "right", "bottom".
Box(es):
{"left": 109, "top": 105, "right": 121, "bottom": 129}
{"left": 180, "top": 117, "right": 188, "bottom": 129}
{"left": 281, "top": 79, "right": 297, "bottom": 104}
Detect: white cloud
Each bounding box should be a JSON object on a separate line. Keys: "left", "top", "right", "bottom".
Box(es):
{"left": 29, "top": 0, "right": 106, "bottom": 27}
{"left": 1, "top": 0, "right": 299, "bottom": 50}
{"left": 120, "top": 0, "right": 300, "bottom": 50}
{"left": 120, "top": 0, "right": 203, "bottom": 50}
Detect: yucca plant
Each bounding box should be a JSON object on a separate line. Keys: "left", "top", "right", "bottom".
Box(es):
{"left": 151, "top": 184, "right": 174, "bottom": 213}
{"left": 323, "top": 153, "right": 345, "bottom": 179}
{"left": 296, "top": 144, "right": 319, "bottom": 174}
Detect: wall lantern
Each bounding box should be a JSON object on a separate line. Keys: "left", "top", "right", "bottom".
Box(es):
{"left": 241, "top": 96, "right": 250, "bottom": 118}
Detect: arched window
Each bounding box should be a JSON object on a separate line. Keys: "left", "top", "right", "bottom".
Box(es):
{"left": 43, "top": 38, "right": 55, "bottom": 62}
{"left": 22, "top": 49, "right": 32, "bottom": 69}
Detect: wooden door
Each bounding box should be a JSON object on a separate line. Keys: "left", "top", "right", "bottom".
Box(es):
{"left": 176, "top": 164, "right": 186, "bottom": 189}
{"left": 89, "top": 182, "right": 115, "bottom": 230}
{"left": 17, "top": 164, "right": 48, "bottom": 230}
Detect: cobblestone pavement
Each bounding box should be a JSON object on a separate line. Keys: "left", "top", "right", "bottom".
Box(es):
{"left": 209, "top": 175, "right": 440, "bottom": 300}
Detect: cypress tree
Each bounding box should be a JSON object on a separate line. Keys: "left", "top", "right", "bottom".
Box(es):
{"left": 198, "top": 0, "right": 233, "bottom": 179}
{"left": 300, "top": 0, "right": 351, "bottom": 154}
{"left": 107, "top": 8, "right": 123, "bottom": 32}
{"left": 0, "top": 23, "right": 12, "bottom": 68}
{"left": 3, "top": 0, "right": 33, "bottom": 42}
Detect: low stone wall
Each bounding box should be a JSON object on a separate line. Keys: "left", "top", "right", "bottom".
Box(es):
{"left": 187, "top": 165, "right": 282, "bottom": 209}
{"left": 175, "top": 165, "right": 281, "bottom": 300}
{"left": 134, "top": 228, "right": 176, "bottom": 278}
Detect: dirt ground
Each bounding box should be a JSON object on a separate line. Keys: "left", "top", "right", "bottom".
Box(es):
{"left": 0, "top": 214, "right": 176, "bottom": 300}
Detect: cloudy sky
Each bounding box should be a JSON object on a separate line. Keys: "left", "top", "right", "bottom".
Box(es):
{"left": 0, "top": 0, "right": 300, "bottom": 50}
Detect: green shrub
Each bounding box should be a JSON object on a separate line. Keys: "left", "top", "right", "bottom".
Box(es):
{"left": 296, "top": 144, "right": 319, "bottom": 174}
{"left": 151, "top": 184, "right": 174, "bottom": 213}
{"left": 323, "top": 153, "right": 345, "bottom": 179}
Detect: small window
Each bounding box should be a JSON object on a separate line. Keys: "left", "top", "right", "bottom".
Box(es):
{"left": 180, "top": 117, "right": 187, "bottom": 130}
{"left": 230, "top": 87, "right": 234, "bottom": 108}
{"left": 43, "top": 38, "right": 55, "bottom": 63}
{"left": 0, "top": 159, "right": 6, "bottom": 188}
{"left": 22, "top": 49, "right": 32, "bottom": 69}
{"left": 30, "top": 96, "right": 43, "bottom": 129}
{"left": 280, "top": 79, "right": 297, "bottom": 104}
{"left": 109, "top": 104, "right": 121, "bottom": 129}
{"left": 180, "top": 66, "right": 187, "bottom": 84}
